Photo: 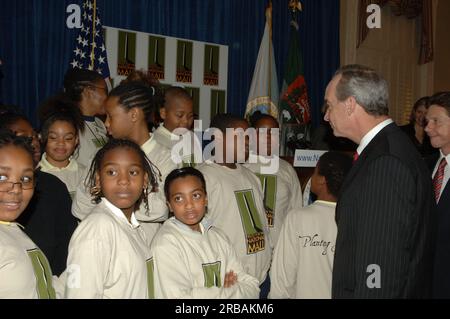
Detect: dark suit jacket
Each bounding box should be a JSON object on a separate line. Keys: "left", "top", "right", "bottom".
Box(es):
{"left": 426, "top": 153, "right": 450, "bottom": 298}
{"left": 17, "top": 170, "right": 78, "bottom": 276}
{"left": 399, "top": 123, "right": 437, "bottom": 158}
{"left": 332, "top": 123, "right": 436, "bottom": 298}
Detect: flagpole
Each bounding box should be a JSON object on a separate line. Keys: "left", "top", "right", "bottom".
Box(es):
{"left": 267, "top": 1, "right": 273, "bottom": 106}
{"left": 90, "top": 0, "right": 97, "bottom": 69}
{"left": 154, "top": 38, "right": 158, "bottom": 62}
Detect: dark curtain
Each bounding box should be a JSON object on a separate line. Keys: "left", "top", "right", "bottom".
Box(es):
{"left": 0, "top": 0, "right": 339, "bottom": 127}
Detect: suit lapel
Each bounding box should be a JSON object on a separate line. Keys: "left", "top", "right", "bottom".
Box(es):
{"left": 336, "top": 123, "right": 396, "bottom": 223}
{"left": 426, "top": 153, "right": 440, "bottom": 173}
{"left": 340, "top": 123, "right": 396, "bottom": 193}
{"left": 437, "top": 180, "right": 450, "bottom": 211}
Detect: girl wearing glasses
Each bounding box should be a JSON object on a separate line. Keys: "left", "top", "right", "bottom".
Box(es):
{"left": 0, "top": 130, "right": 56, "bottom": 298}
{"left": 0, "top": 109, "right": 77, "bottom": 276}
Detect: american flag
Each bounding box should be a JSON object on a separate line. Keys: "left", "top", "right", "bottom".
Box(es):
{"left": 69, "top": 0, "right": 110, "bottom": 79}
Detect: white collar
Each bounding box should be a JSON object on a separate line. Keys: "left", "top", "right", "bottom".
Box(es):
{"left": 38, "top": 153, "right": 78, "bottom": 172}
{"left": 157, "top": 124, "right": 176, "bottom": 138}
{"left": 102, "top": 198, "right": 140, "bottom": 229}
{"left": 141, "top": 134, "right": 156, "bottom": 155}
{"left": 438, "top": 150, "right": 450, "bottom": 164}
{"left": 357, "top": 119, "right": 393, "bottom": 155}
{"left": 171, "top": 216, "right": 212, "bottom": 234}
{"left": 247, "top": 152, "right": 278, "bottom": 163}
{"left": 314, "top": 200, "right": 337, "bottom": 207}
{"left": 205, "top": 159, "right": 242, "bottom": 171}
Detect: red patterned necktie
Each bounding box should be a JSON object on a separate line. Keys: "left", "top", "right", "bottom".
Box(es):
{"left": 433, "top": 158, "right": 447, "bottom": 203}
{"left": 353, "top": 152, "right": 359, "bottom": 164}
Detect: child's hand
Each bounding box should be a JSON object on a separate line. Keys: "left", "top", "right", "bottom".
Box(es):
{"left": 224, "top": 270, "right": 238, "bottom": 288}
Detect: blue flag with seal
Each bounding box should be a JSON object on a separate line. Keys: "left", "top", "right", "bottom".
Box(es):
{"left": 245, "top": 2, "right": 279, "bottom": 121}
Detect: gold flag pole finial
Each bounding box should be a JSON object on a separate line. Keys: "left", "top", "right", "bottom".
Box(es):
{"left": 289, "top": 0, "right": 302, "bottom": 13}
{"left": 90, "top": 0, "right": 97, "bottom": 70}
{"left": 266, "top": 1, "right": 273, "bottom": 111}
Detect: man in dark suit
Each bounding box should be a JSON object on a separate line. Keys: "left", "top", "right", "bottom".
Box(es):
{"left": 324, "top": 64, "right": 435, "bottom": 298}
{"left": 424, "top": 91, "right": 450, "bottom": 298}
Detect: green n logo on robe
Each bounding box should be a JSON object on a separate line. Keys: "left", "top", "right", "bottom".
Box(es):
{"left": 255, "top": 174, "right": 277, "bottom": 227}
{"left": 181, "top": 153, "right": 196, "bottom": 168}
{"left": 146, "top": 257, "right": 155, "bottom": 299}
{"left": 202, "top": 261, "right": 222, "bottom": 288}
{"left": 27, "top": 249, "right": 56, "bottom": 299}
{"left": 234, "top": 189, "right": 266, "bottom": 254}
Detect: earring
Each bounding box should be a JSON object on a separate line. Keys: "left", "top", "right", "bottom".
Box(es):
{"left": 90, "top": 185, "right": 101, "bottom": 197}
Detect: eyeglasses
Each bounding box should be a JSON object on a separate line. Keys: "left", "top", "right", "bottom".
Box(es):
{"left": 0, "top": 180, "right": 35, "bottom": 192}
{"left": 90, "top": 85, "right": 108, "bottom": 94}
{"left": 16, "top": 133, "right": 39, "bottom": 142}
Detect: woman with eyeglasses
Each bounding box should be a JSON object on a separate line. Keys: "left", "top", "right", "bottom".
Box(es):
{"left": 0, "top": 108, "right": 77, "bottom": 277}
{"left": 0, "top": 130, "right": 56, "bottom": 298}
{"left": 62, "top": 68, "right": 109, "bottom": 167}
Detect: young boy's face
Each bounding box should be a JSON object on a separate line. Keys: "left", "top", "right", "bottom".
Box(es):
{"left": 160, "top": 96, "right": 194, "bottom": 132}
{"left": 255, "top": 117, "right": 279, "bottom": 156}
{"left": 222, "top": 120, "right": 249, "bottom": 163}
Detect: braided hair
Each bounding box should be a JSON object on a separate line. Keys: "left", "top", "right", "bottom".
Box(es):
{"left": 63, "top": 68, "right": 104, "bottom": 103}
{"left": 122, "top": 69, "right": 160, "bottom": 87}
{"left": 109, "top": 81, "right": 164, "bottom": 131}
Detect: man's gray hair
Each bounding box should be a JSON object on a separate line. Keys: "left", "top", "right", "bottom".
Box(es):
{"left": 334, "top": 64, "right": 389, "bottom": 116}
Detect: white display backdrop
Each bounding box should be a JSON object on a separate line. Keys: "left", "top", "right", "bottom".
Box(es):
{"left": 104, "top": 26, "right": 228, "bottom": 128}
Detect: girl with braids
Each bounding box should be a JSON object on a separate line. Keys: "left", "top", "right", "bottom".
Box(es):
{"left": 65, "top": 139, "right": 159, "bottom": 299}
{"left": 72, "top": 81, "right": 176, "bottom": 242}
{"left": 63, "top": 68, "right": 109, "bottom": 167}
{"left": 38, "top": 95, "right": 86, "bottom": 197}
{"left": 121, "top": 69, "right": 162, "bottom": 130}
{"left": 123, "top": 70, "right": 198, "bottom": 168}
{"left": 0, "top": 130, "right": 56, "bottom": 298}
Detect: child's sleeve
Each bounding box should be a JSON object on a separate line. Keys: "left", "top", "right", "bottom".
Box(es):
{"left": 64, "top": 220, "right": 112, "bottom": 299}
{"left": 71, "top": 170, "right": 95, "bottom": 221}
{"left": 198, "top": 168, "right": 220, "bottom": 221}
{"left": 152, "top": 238, "right": 202, "bottom": 298}
{"left": 217, "top": 231, "right": 261, "bottom": 299}
{"left": 268, "top": 211, "right": 299, "bottom": 299}
{"left": 151, "top": 234, "right": 259, "bottom": 299}
{"left": 135, "top": 187, "right": 168, "bottom": 223}
{"left": 286, "top": 163, "right": 304, "bottom": 211}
